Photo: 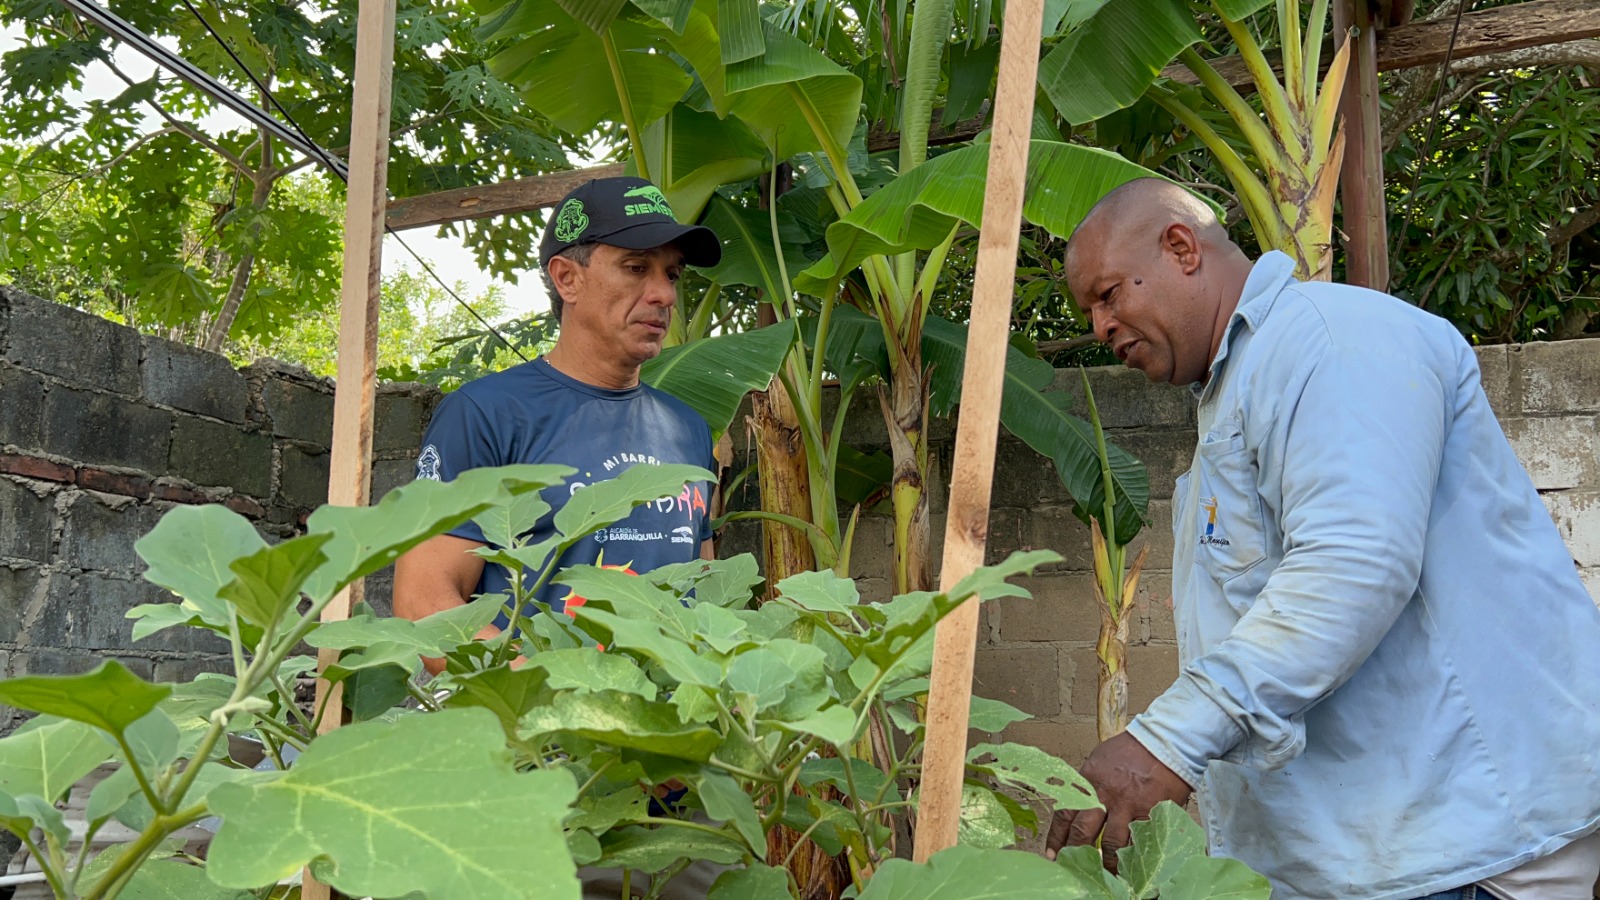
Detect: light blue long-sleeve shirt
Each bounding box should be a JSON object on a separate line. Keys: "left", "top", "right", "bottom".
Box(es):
{"left": 1126, "top": 252, "right": 1600, "bottom": 899}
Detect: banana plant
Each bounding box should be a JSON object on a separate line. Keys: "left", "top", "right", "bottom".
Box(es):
{"left": 1039, "top": 0, "right": 1352, "bottom": 280}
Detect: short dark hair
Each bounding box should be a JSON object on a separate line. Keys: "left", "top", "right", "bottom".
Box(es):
{"left": 540, "top": 242, "right": 597, "bottom": 324}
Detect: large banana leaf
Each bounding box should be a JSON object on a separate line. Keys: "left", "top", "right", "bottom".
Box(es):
{"left": 639, "top": 106, "right": 768, "bottom": 222}
{"left": 697, "top": 195, "right": 814, "bottom": 300}
{"left": 483, "top": 5, "right": 688, "bottom": 135}
{"left": 1036, "top": 0, "right": 1202, "bottom": 126}
{"left": 791, "top": 141, "right": 1161, "bottom": 297}
{"left": 641, "top": 320, "right": 799, "bottom": 438}
{"left": 921, "top": 316, "right": 1148, "bottom": 545}
{"left": 1212, "top": 0, "right": 1275, "bottom": 21}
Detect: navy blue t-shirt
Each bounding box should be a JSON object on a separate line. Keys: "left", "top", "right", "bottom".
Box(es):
{"left": 415, "top": 357, "right": 715, "bottom": 613}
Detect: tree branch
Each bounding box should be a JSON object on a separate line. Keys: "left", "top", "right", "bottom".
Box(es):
{"left": 101, "top": 61, "right": 253, "bottom": 175}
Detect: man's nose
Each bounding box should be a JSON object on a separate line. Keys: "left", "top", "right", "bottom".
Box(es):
{"left": 1092, "top": 308, "right": 1118, "bottom": 344}
{"left": 644, "top": 270, "right": 677, "bottom": 307}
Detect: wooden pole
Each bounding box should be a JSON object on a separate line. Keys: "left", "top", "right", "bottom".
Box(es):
{"left": 912, "top": 0, "right": 1045, "bottom": 863}
{"left": 1336, "top": 0, "right": 1390, "bottom": 290}
{"left": 305, "top": 0, "right": 396, "bottom": 897}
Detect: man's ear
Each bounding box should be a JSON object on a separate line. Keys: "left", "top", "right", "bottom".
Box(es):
{"left": 546, "top": 255, "right": 584, "bottom": 308}
{"left": 1161, "top": 222, "right": 1203, "bottom": 275}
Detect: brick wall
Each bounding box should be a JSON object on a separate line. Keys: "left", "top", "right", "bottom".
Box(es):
{"left": 0, "top": 287, "right": 435, "bottom": 731}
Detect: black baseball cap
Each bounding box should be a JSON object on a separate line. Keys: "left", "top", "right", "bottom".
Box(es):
{"left": 539, "top": 176, "right": 722, "bottom": 268}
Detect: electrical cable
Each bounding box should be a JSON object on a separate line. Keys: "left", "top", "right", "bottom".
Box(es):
{"left": 1389, "top": 0, "right": 1471, "bottom": 265}
{"left": 174, "top": 0, "right": 528, "bottom": 361}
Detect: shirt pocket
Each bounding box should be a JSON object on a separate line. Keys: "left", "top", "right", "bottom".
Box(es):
{"left": 1192, "top": 427, "right": 1269, "bottom": 593}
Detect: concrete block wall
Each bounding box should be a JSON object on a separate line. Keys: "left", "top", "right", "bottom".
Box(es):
{"left": 0, "top": 287, "right": 435, "bottom": 731}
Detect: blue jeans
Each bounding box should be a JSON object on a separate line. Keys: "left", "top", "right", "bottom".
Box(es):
{"left": 1412, "top": 886, "right": 1498, "bottom": 900}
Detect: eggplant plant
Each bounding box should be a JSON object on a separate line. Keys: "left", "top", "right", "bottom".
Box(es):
{"left": 0, "top": 465, "right": 1266, "bottom": 899}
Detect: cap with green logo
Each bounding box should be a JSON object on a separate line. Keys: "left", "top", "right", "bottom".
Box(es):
{"left": 539, "top": 176, "right": 722, "bottom": 268}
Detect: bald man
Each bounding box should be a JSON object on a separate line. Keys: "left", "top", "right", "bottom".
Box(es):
{"left": 1047, "top": 178, "right": 1600, "bottom": 900}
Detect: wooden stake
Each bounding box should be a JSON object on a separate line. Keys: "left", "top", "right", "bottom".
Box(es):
{"left": 305, "top": 0, "right": 396, "bottom": 896}
{"left": 912, "top": 0, "right": 1044, "bottom": 862}
{"left": 1335, "top": 0, "right": 1390, "bottom": 290}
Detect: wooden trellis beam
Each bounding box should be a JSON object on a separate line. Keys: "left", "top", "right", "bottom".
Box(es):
{"left": 1164, "top": 0, "right": 1600, "bottom": 88}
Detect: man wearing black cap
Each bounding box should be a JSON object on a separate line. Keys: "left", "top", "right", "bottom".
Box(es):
{"left": 393, "top": 176, "right": 724, "bottom": 663}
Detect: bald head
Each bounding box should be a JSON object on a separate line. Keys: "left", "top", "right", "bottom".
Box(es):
{"left": 1063, "top": 178, "right": 1254, "bottom": 386}
{"left": 1067, "top": 178, "right": 1229, "bottom": 272}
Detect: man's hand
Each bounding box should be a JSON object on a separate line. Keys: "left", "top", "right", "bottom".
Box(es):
{"left": 1046, "top": 731, "right": 1193, "bottom": 872}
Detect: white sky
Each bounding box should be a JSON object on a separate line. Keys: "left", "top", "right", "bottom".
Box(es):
{"left": 3, "top": 23, "right": 549, "bottom": 318}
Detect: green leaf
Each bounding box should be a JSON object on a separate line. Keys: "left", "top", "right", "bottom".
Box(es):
{"left": 553, "top": 0, "right": 627, "bottom": 33}
{"left": 1158, "top": 855, "right": 1273, "bottom": 900}
{"left": 305, "top": 464, "right": 572, "bottom": 600}
{"left": 696, "top": 770, "right": 764, "bottom": 852}
{"left": 968, "top": 695, "right": 1030, "bottom": 733}
{"left": 445, "top": 665, "right": 553, "bottom": 735}
{"left": 958, "top": 782, "right": 1017, "bottom": 849}
{"left": 720, "top": 20, "right": 863, "bottom": 161}
{"left": 218, "top": 532, "right": 333, "bottom": 629}
{"left": 1211, "top": 0, "right": 1275, "bottom": 21}
{"left": 572, "top": 607, "right": 723, "bottom": 688}
{"left": 858, "top": 844, "right": 1097, "bottom": 898}
{"left": 310, "top": 591, "right": 505, "bottom": 657}
{"left": 135, "top": 505, "right": 266, "bottom": 628}
{"left": 717, "top": 0, "right": 764, "bottom": 64}
{"left": 556, "top": 565, "right": 683, "bottom": 623}
{"left": 552, "top": 463, "right": 714, "bottom": 544}
{"left": 775, "top": 568, "right": 860, "bottom": 614}
{"left": 968, "top": 742, "right": 1100, "bottom": 811}
{"left": 115, "top": 708, "right": 181, "bottom": 772}
{"left": 639, "top": 107, "right": 770, "bottom": 224}
{"left": 787, "top": 704, "right": 857, "bottom": 745}
{"left": 793, "top": 141, "right": 1162, "bottom": 298}
{"left": 0, "top": 661, "right": 171, "bottom": 739}
{"left": 695, "top": 197, "right": 813, "bottom": 301}
{"left": 1118, "top": 801, "right": 1207, "bottom": 899}
{"left": 1054, "top": 845, "right": 1135, "bottom": 900}
{"left": 520, "top": 690, "right": 723, "bottom": 761}
{"left": 472, "top": 490, "right": 552, "bottom": 551}
{"left": 342, "top": 664, "right": 414, "bottom": 722}
{"left": 0, "top": 790, "right": 68, "bottom": 847}
{"left": 762, "top": 638, "right": 831, "bottom": 721}
{"left": 0, "top": 717, "right": 111, "bottom": 802}
{"left": 642, "top": 320, "right": 797, "bottom": 440}
{"left": 947, "top": 550, "right": 1063, "bottom": 604}
{"left": 206, "top": 708, "right": 580, "bottom": 898}
{"left": 87, "top": 764, "right": 141, "bottom": 825}
{"left": 797, "top": 756, "right": 890, "bottom": 804}
{"left": 708, "top": 863, "right": 789, "bottom": 899}
{"left": 111, "top": 857, "right": 254, "bottom": 900}
{"left": 1036, "top": 0, "right": 1202, "bottom": 126}
{"left": 527, "top": 648, "right": 656, "bottom": 700}
{"left": 597, "top": 824, "right": 748, "bottom": 872}
{"left": 727, "top": 648, "right": 797, "bottom": 710}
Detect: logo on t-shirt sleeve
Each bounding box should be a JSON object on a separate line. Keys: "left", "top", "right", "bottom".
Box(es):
{"left": 417, "top": 444, "right": 442, "bottom": 481}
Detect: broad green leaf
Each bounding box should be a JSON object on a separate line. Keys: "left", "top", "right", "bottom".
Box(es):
{"left": 309, "top": 591, "right": 505, "bottom": 656}
{"left": 126, "top": 602, "right": 208, "bottom": 642}
{"left": 642, "top": 321, "right": 798, "bottom": 440}
{"left": 305, "top": 464, "right": 572, "bottom": 600}
{"left": 958, "top": 782, "right": 1018, "bottom": 849}
{"left": 762, "top": 638, "right": 830, "bottom": 721}
{"left": 0, "top": 661, "right": 171, "bottom": 738}
{"left": 717, "top": 0, "right": 764, "bottom": 64}
{"left": 566, "top": 775, "right": 649, "bottom": 833}
{"left": 321, "top": 643, "right": 424, "bottom": 684}
{"left": 520, "top": 690, "right": 723, "bottom": 761}
{"left": 206, "top": 709, "right": 580, "bottom": 898}
{"left": 1158, "top": 854, "right": 1273, "bottom": 900}
{"left": 1036, "top": 0, "right": 1203, "bottom": 126}
{"left": 727, "top": 648, "right": 797, "bottom": 710}
{"left": 695, "top": 197, "right": 813, "bottom": 300}
{"left": 639, "top": 106, "right": 769, "bottom": 223}
{"left": 696, "top": 770, "right": 764, "bottom": 852}
{"left": 708, "top": 863, "right": 789, "bottom": 899}
{"left": 648, "top": 554, "right": 760, "bottom": 609}
{"left": 0, "top": 790, "right": 68, "bottom": 846}
{"left": 693, "top": 602, "right": 752, "bottom": 653}
{"left": 597, "top": 824, "right": 747, "bottom": 872}
{"left": 1118, "top": 801, "right": 1208, "bottom": 899}
{"left": 445, "top": 665, "right": 554, "bottom": 735}
{"left": 87, "top": 764, "right": 141, "bottom": 824}
{"left": 968, "top": 743, "right": 1099, "bottom": 812}
{"left": 858, "top": 844, "right": 1100, "bottom": 899}
{"left": 119, "top": 764, "right": 262, "bottom": 833}
{"left": 553, "top": 0, "right": 626, "bottom": 33}
{"left": 776, "top": 568, "right": 860, "bottom": 614}
{"left": 722, "top": 21, "right": 863, "bottom": 161}
{"left": 798, "top": 756, "right": 890, "bottom": 804}
{"left": 671, "top": 684, "right": 721, "bottom": 724}
{"left": 572, "top": 607, "right": 722, "bottom": 687}
{"left": 113, "top": 857, "right": 254, "bottom": 900}
{"left": 0, "top": 717, "right": 110, "bottom": 802}
{"left": 552, "top": 463, "right": 714, "bottom": 544}
{"left": 527, "top": 648, "right": 656, "bottom": 700}
{"left": 1055, "top": 845, "right": 1135, "bottom": 900}
{"left": 948, "top": 550, "right": 1064, "bottom": 604}
{"left": 218, "top": 532, "right": 333, "bottom": 629}
{"left": 472, "top": 490, "right": 552, "bottom": 551}
{"left": 1211, "top": 0, "right": 1275, "bottom": 22}
{"left": 776, "top": 796, "right": 865, "bottom": 856}
{"left": 342, "top": 664, "right": 414, "bottom": 722}
{"left": 556, "top": 565, "right": 683, "bottom": 623}
{"left": 787, "top": 704, "right": 857, "bottom": 745}
{"left": 114, "top": 708, "right": 181, "bottom": 772}
{"left": 969, "top": 695, "right": 1031, "bottom": 733}
{"left": 793, "top": 141, "right": 1161, "bottom": 297}
{"left": 135, "top": 505, "right": 266, "bottom": 627}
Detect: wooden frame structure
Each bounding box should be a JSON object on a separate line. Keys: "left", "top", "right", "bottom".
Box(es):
{"left": 308, "top": 0, "right": 1600, "bottom": 888}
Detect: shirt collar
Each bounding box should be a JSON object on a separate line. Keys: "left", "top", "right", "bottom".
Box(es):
{"left": 1189, "top": 251, "right": 1298, "bottom": 399}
